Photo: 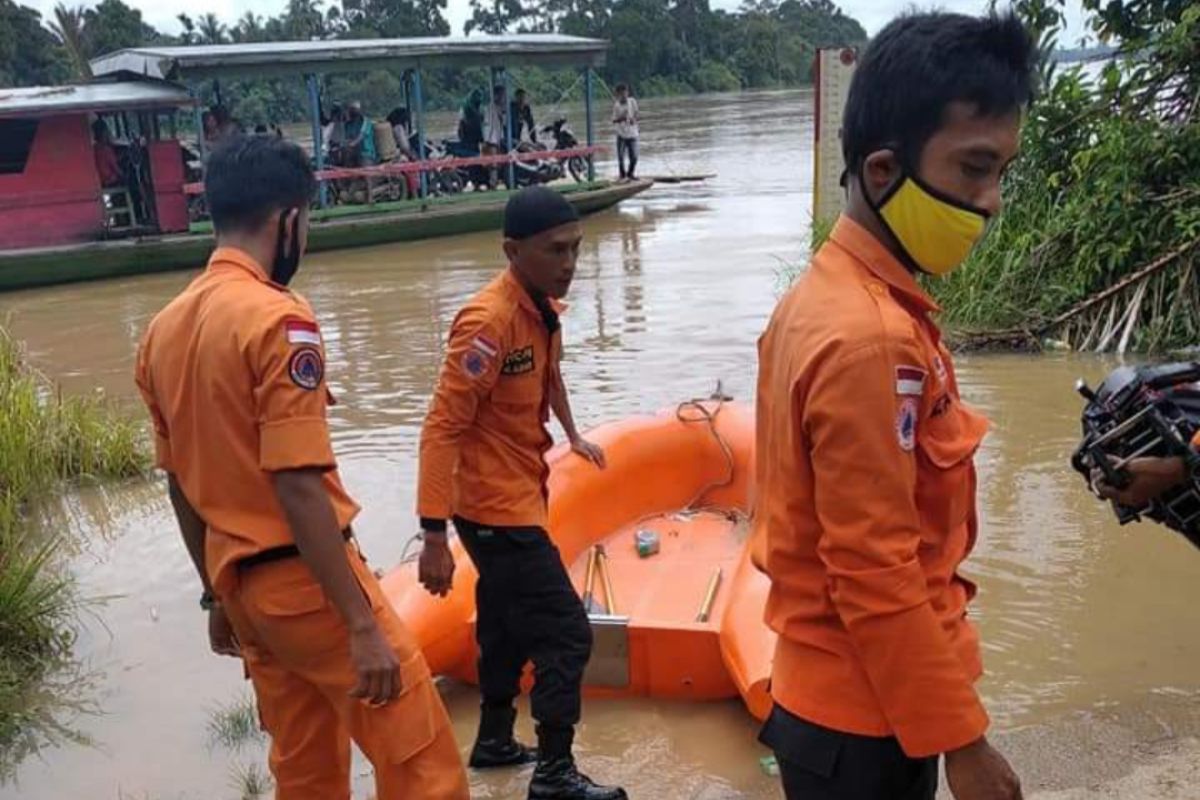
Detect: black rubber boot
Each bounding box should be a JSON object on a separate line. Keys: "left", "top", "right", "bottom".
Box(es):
{"left": 469, "top": 704, "right": 538, "bottom": 769}
{"left": 527, "top": 726, "right": 627, "bottom": 800}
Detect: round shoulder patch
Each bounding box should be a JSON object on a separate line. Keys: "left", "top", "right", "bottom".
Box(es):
{"left": 288, "top": 346, "right": 324, "bottom": 390}
{"left": 896, "top": 397, "right": 918, "bottom": 451}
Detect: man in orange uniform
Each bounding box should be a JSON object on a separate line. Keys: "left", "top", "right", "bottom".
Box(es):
{"left": 135, "top": 135, "right": 468, "bottom": 800}
{"left": 754, "top": 12, "right": 1036, "bottom": 800}
{"left": 416, "top": 187, "right": 625, "bottom": 800}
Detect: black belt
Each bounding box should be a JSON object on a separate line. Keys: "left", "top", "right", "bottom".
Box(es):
{"left": 239, "top": 528, "right": 353, "bottom": 571}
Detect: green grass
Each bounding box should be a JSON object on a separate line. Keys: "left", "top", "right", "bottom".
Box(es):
{"left": 207, "top": 693, "right": 265, "bottom": 753}
{"left": 774, "top": 213, "right": 837, "bottom": 293}
{"left": 230, "top": 761, "right": 273, "bottom": 800}
{"left": 0, "top": 324, "right": 149, "bottom": 761}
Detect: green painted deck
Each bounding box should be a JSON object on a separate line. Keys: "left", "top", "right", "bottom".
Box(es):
{"left": 0, "top": 180, "right": 650, "bottom": 293}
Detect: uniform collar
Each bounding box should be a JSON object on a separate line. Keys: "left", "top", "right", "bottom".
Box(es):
{"left": 828, "top": 215, "right": 940, "bottom": 314}
{"left": 502, "top": 267, "right": 567, "bottom": 317}
{"left": 207, "top": 246, "right": 286, "bottom": 290}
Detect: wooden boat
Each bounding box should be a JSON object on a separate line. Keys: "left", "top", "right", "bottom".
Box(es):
{"left": 0, "top": 35, "right": 649, "bottom": 292}
{"left": 0, "top": 179, "right": 650, "bottom": 292}
{"left": 380, "top": 398, "right": 775, "bottom": 720}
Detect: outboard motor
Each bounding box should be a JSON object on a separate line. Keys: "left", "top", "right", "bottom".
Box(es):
{"left": 1072, "top": 361, "right": 1200, "bottom": 549}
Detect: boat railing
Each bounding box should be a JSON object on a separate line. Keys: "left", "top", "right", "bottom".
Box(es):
{"left": 181, "top": 145, "right": 608, "bottom": 195}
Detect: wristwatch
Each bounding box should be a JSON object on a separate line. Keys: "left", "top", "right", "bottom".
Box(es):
{"left": 199, "top": 590, "right": 217, "bottom": 611}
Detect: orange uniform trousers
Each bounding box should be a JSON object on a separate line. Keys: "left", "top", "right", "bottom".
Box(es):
{"left": 221, "top": 546, "right": 469, "bottom": 800}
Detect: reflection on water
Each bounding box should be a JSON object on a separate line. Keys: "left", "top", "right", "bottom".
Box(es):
{"left": 0, "top": 656, "right": 99, "bottom": 783}
{"left": 0, "top": 90, "right": 1198, "bottom": 799}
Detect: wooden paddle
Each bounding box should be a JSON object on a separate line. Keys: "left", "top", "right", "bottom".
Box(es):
{"left": 580, "top": 545, "right": 604, "bottom": 614}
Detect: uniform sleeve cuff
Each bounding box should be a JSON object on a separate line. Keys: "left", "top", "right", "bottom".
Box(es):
{"left": 898, "top": 701, "right": 989, "bottom": 758}
{"left": 259, "top": 417, "right": 337, "bottom": 472}
{"left": 420, "top": 517, "right": 447, "bottom": 533}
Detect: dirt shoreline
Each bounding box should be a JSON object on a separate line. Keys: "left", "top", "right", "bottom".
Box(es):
{"left": 1029, "top": 738, "right": 1200, "bottom": 799}
{"left": 937, "top": 697, "right": 1200, "bottom": 799}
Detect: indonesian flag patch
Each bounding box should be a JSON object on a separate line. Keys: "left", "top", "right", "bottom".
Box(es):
{"left": 895, "top": 365, "right": 927, "bottom": 396}
{"left": 471, "top": 334, "right": 499, "bottom": 358}
{"left": 285, "top": 319, "right": 322, "bottom": 347}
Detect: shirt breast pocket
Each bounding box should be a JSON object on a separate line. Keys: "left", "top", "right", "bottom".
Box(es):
{"left": 914, "top": 399, "right": 988, "bottom": 540}
{"left": 490, "top": 374, "right": 539, "bottom": 408}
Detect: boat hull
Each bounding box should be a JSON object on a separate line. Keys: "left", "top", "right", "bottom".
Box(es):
{"left": 0, "top": 179, "right": 651, "bottom": 292}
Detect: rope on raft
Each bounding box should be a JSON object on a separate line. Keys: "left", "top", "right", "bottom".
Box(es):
{"left": 398, "top": 381, "right": 743, "bottom": 567}
{"left": 675, "top": 381, "right": 741, "bottom": 519}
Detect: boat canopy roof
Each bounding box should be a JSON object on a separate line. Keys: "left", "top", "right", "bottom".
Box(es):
{"left": 90, "top": 34, "right": 608, "bottom": 82}
{"left": 0, "top": 80, "right": 194, "bottom": 119}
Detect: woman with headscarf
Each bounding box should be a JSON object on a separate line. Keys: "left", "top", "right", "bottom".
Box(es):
{"left": 458, "top": 88, "right": 485, "bottom": 152}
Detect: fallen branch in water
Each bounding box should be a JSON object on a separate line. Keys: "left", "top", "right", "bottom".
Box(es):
{"left": 1044, "top": 239, "right": 1199, "bottom": 332}
{"left": 950, "top": 239, "right": 1200, "bottom": 352}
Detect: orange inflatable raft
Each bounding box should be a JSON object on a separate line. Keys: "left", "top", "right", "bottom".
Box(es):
{"left": 381, "top": 398, "right": 775, "bottom": 720}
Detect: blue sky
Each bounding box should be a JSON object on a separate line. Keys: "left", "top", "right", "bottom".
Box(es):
{"left": 25, "top": 0, "right": 1092, "bottom": 50}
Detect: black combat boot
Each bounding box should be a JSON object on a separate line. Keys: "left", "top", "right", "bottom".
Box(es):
{"left": 469, "top": 704, "right": 538, "bottom": 769}
{"left": 527, "top": 725, "right": 627, "bottom": 800}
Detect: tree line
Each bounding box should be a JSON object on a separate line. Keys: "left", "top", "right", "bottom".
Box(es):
{"left": 0, "top": 0, "right": 865, "bottom": 126}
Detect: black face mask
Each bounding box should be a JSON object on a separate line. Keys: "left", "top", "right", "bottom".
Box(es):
{"left": 271, "top": 211, "right": 302, "bottom": 286}
{"left": 532, "top": 292, "right": 560, "bottom": 334}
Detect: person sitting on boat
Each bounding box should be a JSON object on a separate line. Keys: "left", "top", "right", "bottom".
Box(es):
{"left": 386, "top": 107, "right": 419, "bottom": 161}
{"left": 135, "top": 134, "right": 469, "bottom": 800}
{"left": 201, "top": 110, "right": 219, "bottom": 147}
{"left": 484, "top": 84, "right": 509, "bottom": 151}
{"left": 344, "top": 101, "right": 378, "bottom": 167}
{"left": 458, "top": 88, "right": 485, "bottom": 153}
{"left": 511, "top": 88, "right": 538, "bottom": 148}
{"left": 92, "top": 117, "right": 123, "bottom": 189}
{"left": 753, "top": 11, "right": 1033, "bottom": 800}
{"left": 483, "top": 85, "right": 509, "bottom": 188}
{"left": 416, "top": 187, "right": 626, "bottom": 800}
{"left": 322, "top": 103, "right": 347, "bottom": 164}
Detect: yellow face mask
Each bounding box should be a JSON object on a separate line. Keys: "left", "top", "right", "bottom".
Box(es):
{"left": 871, "top": 173, "right": 990, "bottom": 276}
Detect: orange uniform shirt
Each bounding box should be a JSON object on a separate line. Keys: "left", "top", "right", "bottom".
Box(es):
{"left": 754, "top": 216, "right": 990, "bottom": 758}
{"left": 135, "top": 248, "right": 360, "bottom": 595}
{"left": 418, "top": 268, "right": 562, "bottom": 529}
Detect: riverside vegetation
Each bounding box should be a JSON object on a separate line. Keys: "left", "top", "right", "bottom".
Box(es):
{"left": 933, "top": 0, "right": 1200, "bottom": 354}
{"left": 0, "top": 326, "right": 148, "bottom": 767}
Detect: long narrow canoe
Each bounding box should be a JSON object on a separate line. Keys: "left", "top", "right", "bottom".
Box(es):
{"left": 0, "top": 179, "right": 651, "bottom": 293}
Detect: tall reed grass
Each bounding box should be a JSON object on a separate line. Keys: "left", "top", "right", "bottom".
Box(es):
{"left": 0, "top": 325, "right": 149, "bottom": 752}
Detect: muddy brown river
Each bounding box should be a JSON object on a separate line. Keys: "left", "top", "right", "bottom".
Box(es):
{"left": 1, "top": 90, "right": 1197, "bottom": 799}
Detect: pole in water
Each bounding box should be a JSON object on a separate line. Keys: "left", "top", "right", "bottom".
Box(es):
{"left": 189, "top": 84, "right": 206, "bottom": 172}
{"left": 584, "top": 66, "right": 596, "bottom": 182}
{"left": 413, "top": 65, "right": 427, "bottom": 198}
{"left": 695, "top": 567, "right": 723, "bottom": 623}
{"left": 503, "top": 68, "right": 515, "bottom": 189}
{"left": 305, "top": 73, "right": 328, "bottom": 209}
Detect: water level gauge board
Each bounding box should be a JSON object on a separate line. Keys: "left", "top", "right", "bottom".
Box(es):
{"left": 813, "top": 47, "right": 858, "bottom": 226}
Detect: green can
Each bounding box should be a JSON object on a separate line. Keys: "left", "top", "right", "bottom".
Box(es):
{"left": 635, "top": 529, "right": 660, "bottom": 558}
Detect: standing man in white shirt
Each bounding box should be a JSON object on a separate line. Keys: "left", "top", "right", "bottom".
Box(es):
{"left": 612, "top": 84, "right": 639, "bottom": 182}
{"left": 484, "top": 84, "right": 508, "bottom": 189}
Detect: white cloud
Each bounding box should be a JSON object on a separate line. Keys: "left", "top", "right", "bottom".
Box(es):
{"left": 24, "top": 0, "right": 1090, "bottom": 49}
